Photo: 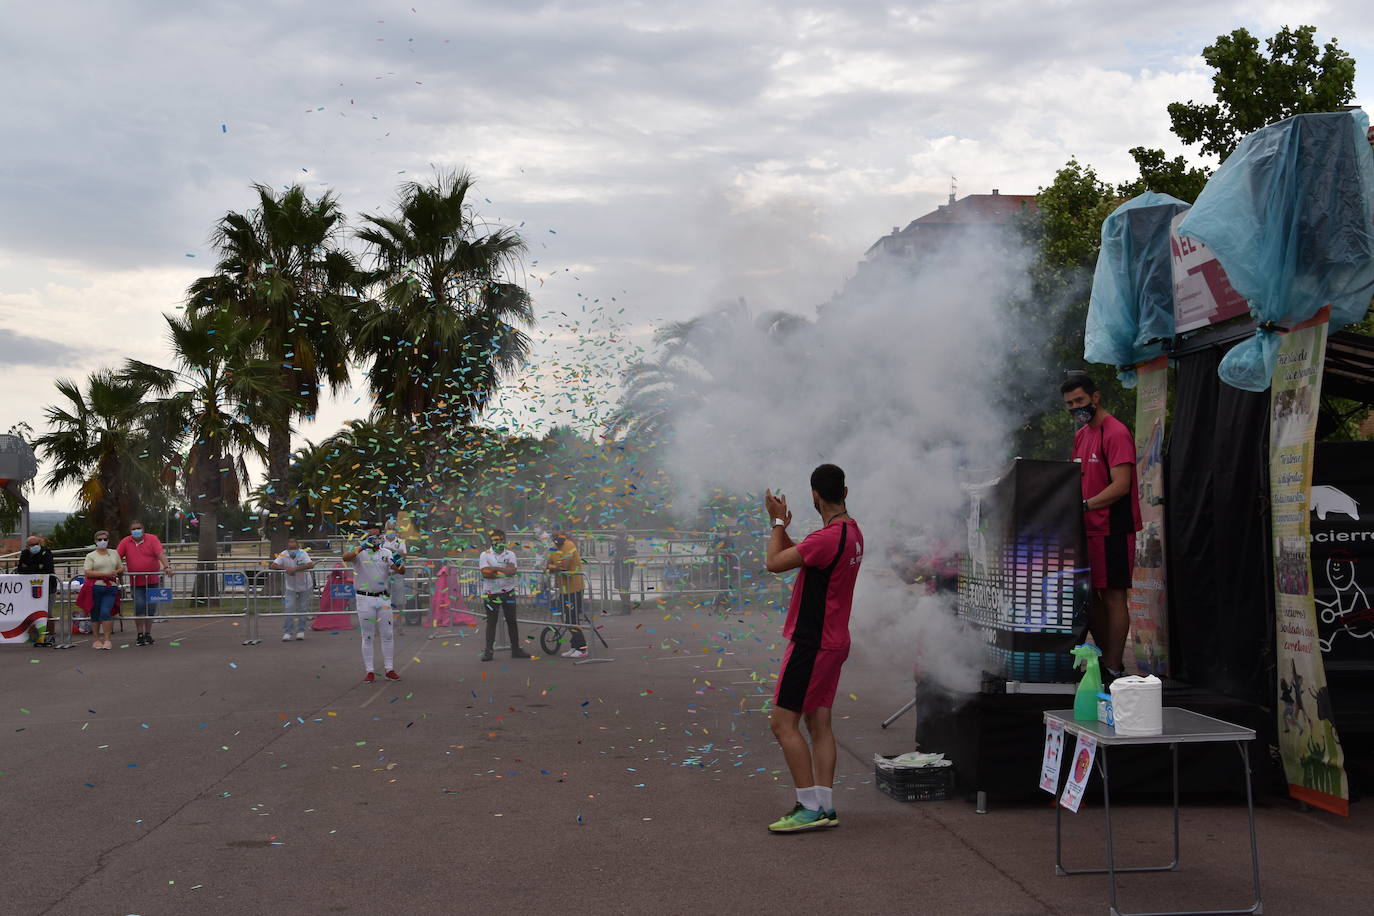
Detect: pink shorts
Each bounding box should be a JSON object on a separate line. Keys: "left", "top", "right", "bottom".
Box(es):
{"left": 1087, "top": 533, "right": 1135, "bottom": 590}
{"left": 774, "top": 642, "right": 849, "bottom": 713}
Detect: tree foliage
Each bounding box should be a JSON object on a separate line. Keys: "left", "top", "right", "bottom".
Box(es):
{"left": 188, "top": 183, "right": 356, "bottom": 552}
{"left": 1168, "top": 25, "right": 1357, "bottom": 161}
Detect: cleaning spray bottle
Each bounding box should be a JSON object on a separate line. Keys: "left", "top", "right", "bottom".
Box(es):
{"left": 1070, "top": 644, "right": 1103, "bottom": 721}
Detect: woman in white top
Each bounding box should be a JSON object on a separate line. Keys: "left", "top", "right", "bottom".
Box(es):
{"left": 83, "top": 530, "right": 125, "bottom": 649}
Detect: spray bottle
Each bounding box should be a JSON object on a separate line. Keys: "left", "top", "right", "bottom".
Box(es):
{"left": 1071, "top": 644, "right": 1103, "bottom": 721}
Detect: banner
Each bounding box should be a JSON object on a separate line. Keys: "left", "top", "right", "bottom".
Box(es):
{"left": 0, "top": 574, "right": 51, "bottom": 644}
{"left": 1311, "top": 443, "right": 1374, "bottom": 662}
{"left": 1128, "top": 355, "right": 1169, "bottom": 675}
{"left": 1169, "top": 211, "right": 1250, "bottom": 333}
{"left": 1270, "top": 308, "right": 1349, "bottom": 815}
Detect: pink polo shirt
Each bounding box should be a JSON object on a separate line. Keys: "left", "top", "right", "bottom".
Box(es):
{"left": 117, "top": 533, "right": 165, "bottom": 586}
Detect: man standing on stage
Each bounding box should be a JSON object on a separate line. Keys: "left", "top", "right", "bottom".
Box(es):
{"left": 763, "top": 463, "right": 864, "bottom": 833}
{"left": 342, "top": 526, "right": 403, "bottom": 683}
{"left": 1062, "top": 373, "right": 1141, "bottom": 681}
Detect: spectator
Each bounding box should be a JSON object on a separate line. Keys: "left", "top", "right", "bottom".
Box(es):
{"left": 612, "top": 526, "right": 636, "bottom": 616}
{"left": 116, "top": 520, "right": 170, "bottom": 647}
{"left": 342, "top": 526, "right": 403, "bottom": 683}
{"left": 479, "top": 528, "right": 527, "bottom": 662}
{"left": 15, "top": 535, "right": 55, "bottom": 647}
{"left": 271, "top": 538, "right": 315, "bottom": 641}
{"left": 382, "top": 523, "right": 409, "bottom": 617}
{"left": 547, "top": 529, "right": 588, "bottom": 658}
{"left": 83, "top": 531, "right": 124, "bottom": 650}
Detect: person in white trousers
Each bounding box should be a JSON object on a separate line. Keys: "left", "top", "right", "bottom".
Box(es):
{"left": 343, "top": 527, "right": 404, "bottom": 683}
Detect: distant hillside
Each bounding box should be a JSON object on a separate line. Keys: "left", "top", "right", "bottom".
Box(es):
{"left": 5, "top": 511, "right": 67, "bottom": 537}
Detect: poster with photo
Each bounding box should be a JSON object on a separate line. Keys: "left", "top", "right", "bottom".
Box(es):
{"left": 1058, "top": 733, "right": 1097, "bottom": 813}
{"left": 1269, "top": 309, "right": 1349, "bottom": 816}
{"left": 1128, "top": 355, "right": 1169, "bottom": 675}
{"left": 1039, "top": 719, "right": 1065, "bottom": 794}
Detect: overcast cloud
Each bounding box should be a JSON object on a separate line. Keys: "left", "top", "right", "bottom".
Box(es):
{"left": 2, "top": 1, "right": 1370, "bottom": 510}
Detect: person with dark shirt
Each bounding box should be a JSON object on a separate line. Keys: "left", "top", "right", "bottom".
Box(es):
{"left": 15, "top": 535, "right": 56, "bottom": 647}
{"left": 1062, "top": 373, "right": 1141, "bottom": 680}
{"left": 763, "top": 464, "right": 864, "bottom": 833}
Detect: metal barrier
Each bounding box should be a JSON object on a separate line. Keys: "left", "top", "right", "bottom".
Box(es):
{"left": 432, "top": 560, "right": 612, "bottom": 663}
{"left": 48, "top": 562, "right": 437, "bottom": 648}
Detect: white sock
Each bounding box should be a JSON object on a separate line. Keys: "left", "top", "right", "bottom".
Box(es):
{"left": 796, "top": 786, "right": 818, "bottom": 810}
{"left": 815, "top": 786, "right": 833, "bottom": 810}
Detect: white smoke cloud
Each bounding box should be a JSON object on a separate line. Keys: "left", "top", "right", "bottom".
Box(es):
{"left": 654, "top": 223, "right": 1043, "bottom": 692}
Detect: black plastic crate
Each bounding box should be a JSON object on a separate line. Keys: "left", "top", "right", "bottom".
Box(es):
{"left": 874, "top": 757, "right": 955, "bottom": 802}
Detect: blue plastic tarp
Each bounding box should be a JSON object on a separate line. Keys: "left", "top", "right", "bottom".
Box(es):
{"left": 1084, "top": 192, "right": 1192, "bottom": 387}
{"left": 1177, "top": 110, "right": 1374, "bottom": 391}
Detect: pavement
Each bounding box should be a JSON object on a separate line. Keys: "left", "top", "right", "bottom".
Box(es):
{"left": 3, "top": 604, "right": 1371, "bottom": 916}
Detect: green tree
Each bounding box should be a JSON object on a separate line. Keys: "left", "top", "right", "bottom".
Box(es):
{"left": 355, "top": 170, "right": 534, "bottom": 431}
{"left": 1115, "top": 146, "right": 1210, "bottom": 204}
{"left": 1169, "top": 25, "right": 1356, "bottom": 161}
{"left": 188, "top": 183, "right": 356, "bottom": 554}
{"left": 34, "top": 371, "right": 167, "bottom": 534}
{"left": 121, "top": 310, "right": 291, "bottom": 570}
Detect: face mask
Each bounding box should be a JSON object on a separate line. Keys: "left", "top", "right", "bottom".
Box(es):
{"left": 385, "top": 533, "right": 397, "bottom": 542}
{"left": 131, "top": 528, "right": 144, "bottom": 539}
{"left": 363, "top": 538, "right": 379, "bottom": 550}
{"left": 29, "top": 544, "right": 42, "bottom": 554}
{"left": 492, "top": 542, "right": 505, "bottom": 551}
{"left": 96, "top": 539, "right": 109, "bottom": 549}
{"left": 1069, "top": 404, "right": 1097, "bottom": 429}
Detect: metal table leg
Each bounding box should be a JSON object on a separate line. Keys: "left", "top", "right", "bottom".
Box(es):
{"left": 1064, "top": 740, "right": 1262, "bottom": 916}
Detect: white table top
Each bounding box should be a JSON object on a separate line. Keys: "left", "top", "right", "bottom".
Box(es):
{"left": 1044, "top": 707, "right": 1256, "bottom": 746}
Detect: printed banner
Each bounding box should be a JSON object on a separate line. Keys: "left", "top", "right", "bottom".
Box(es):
{"left": 1058, "top": 733, "right": 1097, "bottom": 813}
{"left": 1129, "top": 355, "right": 1169, "bottom": 675}
{"left": 1039, "top": 719, "right": 1065, "bottom": 794}
{"left": 1169, "top": 211, "right": 1250, "bottom": 332}
{"left": 1311, "top": 443, "right": 1374, "bottom": 661}
{"left": 1270, "top": 308, "right": 1349, "bottom": 816}
{"left": 0, "top": 574, "right": 51, "bottom": 644}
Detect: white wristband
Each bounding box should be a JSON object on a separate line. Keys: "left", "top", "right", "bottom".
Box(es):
{"left": 772, "top": 518, "right": 788, "bottom": 528}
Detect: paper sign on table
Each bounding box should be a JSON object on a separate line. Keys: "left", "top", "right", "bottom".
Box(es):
{"left": 1059, "top": 733, "right": 1097, "bottom": 813}
{"left": 1039, "top": 720, "right": 1065, "bottom": 794}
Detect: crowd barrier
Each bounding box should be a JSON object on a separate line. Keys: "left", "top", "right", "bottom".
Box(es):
{"left": 20, "top": 546, "right": 742, "bottom": 652}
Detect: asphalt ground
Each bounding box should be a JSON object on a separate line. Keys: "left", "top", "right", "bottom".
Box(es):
{"left": 3, "top": 604, "right": 1371, "bottom": 916}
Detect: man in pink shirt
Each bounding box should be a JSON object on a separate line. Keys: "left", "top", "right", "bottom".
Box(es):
{"left": 117, "top": 520, "right": 171, "bottom": 646}
{"left": 1062, "top": 373, "right": 1141, "bottom": 680}
{"left": 763, "top": 463, "right": 864, "bottom": 833}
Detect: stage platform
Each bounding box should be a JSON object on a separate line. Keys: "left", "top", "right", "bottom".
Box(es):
{"left": 914, "top": 678, "right": 1281, "bottom": 807}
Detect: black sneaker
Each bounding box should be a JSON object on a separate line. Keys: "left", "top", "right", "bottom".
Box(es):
{"left": 480, "top": 649, "right": 493, "bottom": 662}
{"left": 510, "top": 649, "right": 531, "bottom": 659}
{"left": 144, "top": 633, "right": 156, "bottom": 646}
{"left": 136, "top": 633, "right": 147, "bottom": 646}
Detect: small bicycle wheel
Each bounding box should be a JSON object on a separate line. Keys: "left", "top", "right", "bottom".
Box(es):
{"left": 540, "top": 626, "right": 562, "bottom": 656}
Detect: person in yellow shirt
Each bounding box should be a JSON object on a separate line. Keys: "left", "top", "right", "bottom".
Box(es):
{"left": 546, "top": 529, "right": 588, "bottom": 658}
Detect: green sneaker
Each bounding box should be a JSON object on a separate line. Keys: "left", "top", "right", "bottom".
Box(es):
{"left": 768, "top": 803, "right": 828, "bottom": 833}
{"left": 820, "top": 809, "right": 838, "bottom": 828}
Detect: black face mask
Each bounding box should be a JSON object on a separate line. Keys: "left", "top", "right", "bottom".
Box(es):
{"left": 1069, "top": 404, "right": 1097, "bottom": 429}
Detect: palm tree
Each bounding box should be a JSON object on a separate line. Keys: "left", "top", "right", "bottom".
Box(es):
{"left": 607, "top": 299, "right": 809, "bottom": 443}
{"left": 121, "top": 310, "right": 291, "bottom": 570}
{"left": 187, "top": 183, "right": 356, "bottom": 554}
{"left": 34, "top": 371, "right": 169, "bottom": 534}
{"left": 355, "top": 170, "right": 534, "bottom": 429}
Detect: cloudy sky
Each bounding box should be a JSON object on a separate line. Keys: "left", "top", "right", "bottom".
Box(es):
{"left": 3, "top": 0, "right": 1370, "bottom": 511}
